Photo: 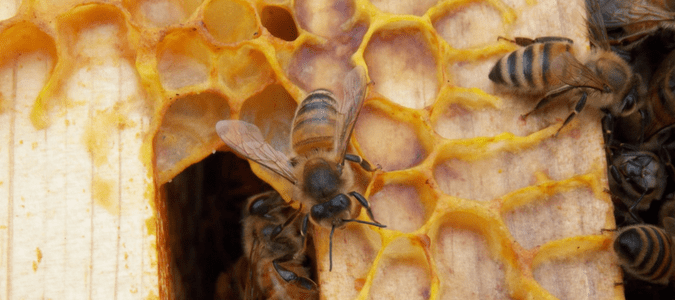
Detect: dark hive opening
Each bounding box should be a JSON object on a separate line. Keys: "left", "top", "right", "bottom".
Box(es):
{"left": 261, "top": 6, "right": 299, "bottom": 41}
{"left": 162, "top": 152, "right": 270, "bottom": 299}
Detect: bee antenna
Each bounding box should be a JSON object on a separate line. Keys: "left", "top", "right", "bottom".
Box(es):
{"left": 343, "top": 218, "right": 387, "bottom": 228}
{"left": 329, "top": 225, "right": 335, "bottom": 272}
{"left": 328, "top": 220, "right": 386, "bottom": 272}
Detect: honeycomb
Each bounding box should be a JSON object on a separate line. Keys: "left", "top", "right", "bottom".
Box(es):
{"left": 0, "top": 0, "right": 624, "bottom": 299}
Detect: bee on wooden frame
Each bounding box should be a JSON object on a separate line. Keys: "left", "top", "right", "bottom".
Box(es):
{"left": 489, "top": 0, "right": 644, "bottom": 135}
{"left": 216, "top": 65, "right": 385, "bottom": 271}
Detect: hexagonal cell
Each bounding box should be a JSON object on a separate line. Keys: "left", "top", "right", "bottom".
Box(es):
{"left": 239, "top": 84, "right": 296, "bottom": 154}
{"left": 446, "top": 60, "right": 496, "bottom": 91}
{"left": 155, "top": 92, "right": 230, "bottom": 184}
{"left": 368, "top": 175, "right": 436, "bottom": 233}
{"left": 369, "top": 237, "right": 432, "bottom": 300}
{"left": 57, "top": 5, "right": 133, "bottom": 61}
{"left": 534, "top": 251, "right": 619, "bottom": 300}
{"left": 287, "top": 25, "right": 367, "bottom": 93}
{"left": 433, "top": 132, "right": 604, "bottom": 201}
{"left": 203, "top": 0, "right": 260, "bottom": 45}
{"left": 502, "top": 188, "right": 610, "bottom": 250}
{"left": 123, "top": 0, "right": 201, "bottom": 27}
{"left": 217, "top": 46, "right": 275, "bottom": 101}
{"left": 0, "top": 1, "right": 20, "bottom": 22}
{"left": 314, "top": 223, "right": 381, "bottom": 300}
{"left": 353, "top": 103, "right": 428, "bottom": 172}
{"left": 371, "top": 0, "right": 438, "bottom": 16}
{"left": 0, "top": 22, "right": 57, "bottom": 115}
{"left": 364, "top": 27, "right": 439, "bottom": 109}
{"left": 260, "top": 6, "right": 298, "bottom": 41}
{"left": 433, "top": 225, "right": 509, "bottom": 299}
{"left": 294, "top": 0, "right": 355, "bottom": 38}
{"left": 432, "top": 2, "right": 504, "bottom": 49}
{"left": 157, "top": 30, "right": 211, "bottom": 91}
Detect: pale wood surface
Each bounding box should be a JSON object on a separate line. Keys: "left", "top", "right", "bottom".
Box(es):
{"left": 0, "top": 3, "right": 158, "bottom": 299}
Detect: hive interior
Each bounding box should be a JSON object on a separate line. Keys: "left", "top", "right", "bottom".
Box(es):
{"left": 0, "top": 0, "right": 624, "bottom": 299}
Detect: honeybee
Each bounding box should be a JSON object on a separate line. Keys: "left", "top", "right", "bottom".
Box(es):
{"left": 593, "top": 0, "right": 675, "bottom": 50}
{"left": 489, "top": 0, "right": 644, "bottom": 135}
{"left": 603, "top": 114, "right": 673, "bottom": 222}
{"left": 219, "top": 191, "right": 318, "bottom": 300}
{"left": 216, "top": 65, "right": 385, "bottom": 271}
{"left": 613, "top": 217, "right": 675, "bottom": 284}
{"left": 608, "top": 148, "right": 667, "bottom": 222}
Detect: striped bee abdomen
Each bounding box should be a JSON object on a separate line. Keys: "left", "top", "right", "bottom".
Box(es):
{"left": 291, "top": 89, "right": 339, "bottom": 155}
{"left": 489, "top": 42, "right": 573, "bottom": 91}
{"left": 614, "top": 224, "right": 675, "bottom": 284}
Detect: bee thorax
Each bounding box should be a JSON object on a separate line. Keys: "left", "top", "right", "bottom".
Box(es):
{"left": 302, "top": 158, "right": 341, "bottom": 200}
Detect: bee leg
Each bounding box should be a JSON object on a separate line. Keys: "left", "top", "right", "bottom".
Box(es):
{"left": 497, "top": 36, "right": 534, "bottom": 46}
{"left": 627, "top": 192, "right": 646, "bottom": 223}
{"left": 612, "top": 29, "right": 653, "bottom": 47}
{"left": 523, "top": 85, "right": 575, "bottom": 119}
{"left": 348, "top": 191, "right": 381, "bottom": 224}
{"left": 555, "top": 92, "right": 588, "bottom": 136}
{"left": 531, "top": 36, "right": 574, "bottom": 44}
{"left": 272, "top": 260, "right": 318, "bottom": 290}
{"left": 300, "top": 215, "right": 309, "bottom": 237}
{"left": 344, "top": 153, "right": 379, "bottom": 171}
{"left": 659, "top": 146, "right": 675, "bottom": 178}
{"left": 498, "top": 36, "right": 573, "bottom": 46}
{"left": 329, "top": 225, "right": 336, "bottom": 271}
{"left": 270, "top": 206, "right": 303, "bottom": 240}
{"left": 601, "top": 113, "right": 615, "bottom": 148}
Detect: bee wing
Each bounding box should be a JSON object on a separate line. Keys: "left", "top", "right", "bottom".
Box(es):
{"left": 596, "top": 0, "right": 675, "bottom": 28}
{"left": 335, "top": 65, "right": 368, "bottom": 164}
{"left": 216, "top": 120, "right": 298, "bottom": 184}
{"left": 551, "top": 52, "right": 608, "bottom": 92}
{"left": 586, "top": 0, "right": 611, "bottom": 50}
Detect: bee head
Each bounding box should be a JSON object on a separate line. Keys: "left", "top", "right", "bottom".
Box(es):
{"left": 303, "top": 158, "right": 341, "bottom": 200}
{"left": 613, "top": 152, "right": 664, "bottom": 195}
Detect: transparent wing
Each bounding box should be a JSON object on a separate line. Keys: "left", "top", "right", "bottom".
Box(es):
{"left": 595, "top": 0, "right": 675, "bottom": 28}
{"left": 551, "top": 52, "right": 608, "bottom": 92}
{"left": 216, "top": 120, "right": 297, "bottom": 184}
{"left": 586, "top": 0, "right": 611, "bottom": 50}
{"left": 335, "top": 65, "right": 368, "bottom": 165}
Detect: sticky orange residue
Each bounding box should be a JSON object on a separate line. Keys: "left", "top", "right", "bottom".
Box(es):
{"left": 93, "top": 177, "right": 119, "bottom": 215}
